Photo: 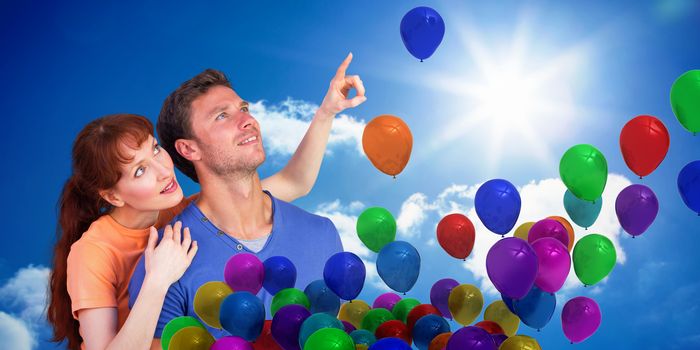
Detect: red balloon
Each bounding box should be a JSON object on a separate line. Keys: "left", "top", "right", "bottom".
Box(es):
{"left": 436, "top": 214, "right": 475, "bottom": 259}
{"left": 375, "top": 320, "right": 412, "bottom": 345}
{"left": 251, "top": 320, "right": 282, "bottom": 350}
{"left": 474, "top": 320, "right": 505, "bottom": 335}
{"left": 406, "top": 304, "right": 442, "bottom": 334}
{"left": 619, "top": 115, "right": 670, "bottom": 177}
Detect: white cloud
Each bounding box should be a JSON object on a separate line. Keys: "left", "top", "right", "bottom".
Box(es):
{"left": 0, "top": 265, "right": 51, "bottom": 350}
{"left": 0, "top": 312, "right": 34, "bottom": 350}
{"left": 396, "top": 193, "right": 436, "bottom": 239}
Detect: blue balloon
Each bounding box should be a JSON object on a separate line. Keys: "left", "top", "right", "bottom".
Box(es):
{"left": 350, "top": 329, "right": 377, "bottom": 346}
{"left": 323, "top": 252, "right": 366, "bottom": 301}
{"left": 475, "top": 179, "right": 522, "bottom": 235}
{"left": 304, "top": 279, "right": 340, "bottom": 316}
{"left": 369, "top": 337, "right": 412, "bottom": 350}
{"left": 501, "top": 293, "right": 516, "bottom": 314}
{"left": 219, "top": 291, "right": 265, "bottom": 341}
{"left": 678, "top": 160, "right": 700, "bottom": 215}
{"left": 377, "top": 241, "right": 421, "bottom": 293}
{"left": 506, "top": 286, "right": 556, "bottom": 330}
{"left": 413, "top": 314, "right": 451, "bottom": 350}
{"left": 564, "top": 189, "right": 602, "bottom": 229}
{"left": 263, "top": 256, "right": 297, "bottom": 295}
{"left": 400, "top": 6, "right": 445, "bottom": 61}
{"left": 298, "top": 313, "right": 344, "bottom": 348}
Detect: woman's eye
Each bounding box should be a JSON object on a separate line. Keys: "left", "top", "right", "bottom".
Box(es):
{"left": 216, "top": 113, "right": 227, "bottom": 120}
{"left": 135, "top": 167, "right": 145, "bottom": 177}
{"left": 154, "top": 144, "right": 161, "bottom": 155}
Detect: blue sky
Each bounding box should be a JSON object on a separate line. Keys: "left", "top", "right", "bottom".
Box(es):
{"left": 1, "top": 0, "right": 699, "bottom": 349}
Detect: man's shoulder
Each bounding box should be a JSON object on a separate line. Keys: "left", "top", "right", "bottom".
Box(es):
{"left": 273, "top": 197, "right": 334, "bottom": 227}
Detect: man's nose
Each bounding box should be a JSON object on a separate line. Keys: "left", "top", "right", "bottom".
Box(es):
{"left": 238, "top": 113, "right": 257, "bottom": 130}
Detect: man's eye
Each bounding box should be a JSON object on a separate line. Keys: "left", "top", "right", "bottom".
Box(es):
{"left": 216, "top": 113, "right": 227, "bottom": 120}
{"left": 135, "top": 167, "right": 145, "bottom": 177}
{"left": 241, "top": 106, "right": 249, "bottom": 112}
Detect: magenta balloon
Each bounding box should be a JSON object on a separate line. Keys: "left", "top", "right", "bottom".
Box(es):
{"left": 615, "top": 184, "right": 659, "bottom": 237}
{"left": 224, "top": 253, "right": 265, "bottom": 295}
{"left": 532, "top": 238, "right": 571, "bottom": 293}
{"left": 373, "top": 292, "right": 402, "bottom": 311}
{"left": 211, "top": 336, "right": 253, "bottom": 350}
{"left": 562, "top": 297, "right": 602, "bottom": 344}
{"left": 429, "top": 278, "right": 459, "bottom": 319}
{"left": 486, "top": 238, "right": 538, "bottom": 299}
{"left": 528, "top": 219, "right": 570, "bottom": 247}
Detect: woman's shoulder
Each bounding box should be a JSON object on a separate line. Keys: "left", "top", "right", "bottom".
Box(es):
{"left": 68, "top": 216, "right": 118, "bottom": 262}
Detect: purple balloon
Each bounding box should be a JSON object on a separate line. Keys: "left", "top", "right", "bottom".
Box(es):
{"left": 271, "top": 304, "right": 311, "bottom": 350}
{"left": 615, "top": 184, "right": 659, "bottom": 237}
{"left": 562, "top": 297, "right": 602, "bottom": 344}
{"left": 211, "top": 336, "right": 253, "bottom": 350}
{"left": 446, "top": 326, "right": 497, "bottom": 350}
{"left": 486, "top": 238, "right": 538, "bottom": 299}
{"left": 224, "top": 253, "right": 265, "bottom": 295}
{"left": 430, "top": 278, "right": 459, "bottom": 319}
{"left": 492, "top": 334, "right": 508, "bottom": 347}
{"left": 341, "top": 320, "right": 356, "bottom": 334}
{"left": 532, "top": 237, "right": 571, "bottom": 293}
{"left": 373, "top": 292, "right": 402, "bottom": 311}
{"left": 527, "top": 218, "right": 569, "bottom": 247}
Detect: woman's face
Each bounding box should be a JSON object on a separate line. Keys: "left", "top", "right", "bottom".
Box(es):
{"left": 109, "top": 134, "right": 183, "bottom": 211}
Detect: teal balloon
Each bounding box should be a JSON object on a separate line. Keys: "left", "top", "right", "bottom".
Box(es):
{"left": 376, "top": 241, "right": 421, "bottom": 293}
{"left": 298, "top": 312, "right": 344, "bottom": 348}
{"left": 350, "top": 329, "right": 377, "bottom": 346}
{"left": 559, "top": 144, "right": 608, "bottom": 202}
{"left": 563, "top": 190, "right": 602, "bottom": 229}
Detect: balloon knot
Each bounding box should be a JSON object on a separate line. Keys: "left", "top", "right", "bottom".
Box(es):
{"left": 393, "top": 176, "right": 397, "bottom": 180}
{"left": 639, "top": 176, "right": 642, "bottom": 180}
{"left": 584, "top": 284, "right": 588, "bottom": 287}
{"left": 537, "top": 329, "right": 541, "bottom": 332}
{"left": 632, "top": 235, "right": 636, "bottom": 239}
{"left": 571, "top": 341, "right": 574, "bottom": 345}
{"left": 420, "top": 59, "right": 424, "bottom": 62}
{"left": 403, "top": 292, "right": 407, "bottom": 296}
{"left": 585, "top": 227, "right": 588, "bottom": 230}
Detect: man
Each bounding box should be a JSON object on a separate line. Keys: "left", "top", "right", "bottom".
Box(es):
{"left": 128, "top": 54, "right": 366, "bottom": 345}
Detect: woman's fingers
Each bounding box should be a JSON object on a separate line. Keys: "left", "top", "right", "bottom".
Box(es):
{"left": 145, "top": 226, "right": 158, "bottom": 255}
{"left": 172, "top": 221, "right": 182, "bottom": 243}
{"left": 181, "top": 227, "right": 192, "bottom": 250}
{"left": 187, "top": 241, "right": 199, "bottom": 262}
{"left": 163, "top": 224, "right": 173, "bottom": 240}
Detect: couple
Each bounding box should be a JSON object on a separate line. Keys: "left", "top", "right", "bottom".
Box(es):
{"left": 48, "top": 54, "right": 366, "bottom": 350}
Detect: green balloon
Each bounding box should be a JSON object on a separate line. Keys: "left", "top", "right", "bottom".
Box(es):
{"left": 559, "top": 144, "right": 608, "bottom": 202}
{"left": 168, "top": 326, "right": 215, "bottom": 350}
{"left": 391, "top": 298, "right": 420, "bottom": 323}
{"left": 361, "top": 308, "right": 395, "bottom": 334}
{"left": 573, "top": 234, "right": 617, "bottom": 286}
{"left": 161, "top": 316, "right": 206, "bottom": 350}
{"left": 356, "top": 207, "right": 396, "bottom": 252}
{"left": 303, "top": 327, "right": 355, "bottom": 350}
{"left": 271, "top": 288, "right": 310, "bottom": 317}
{"left": 670, "top": 69, "right": 700, "bottom": 134}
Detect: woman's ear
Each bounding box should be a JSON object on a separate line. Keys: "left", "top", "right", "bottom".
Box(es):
{"left": 99, "top": 189, "right": 124, "bottom": 207}
{"left": 175, "top": 139, "right": 201, "bottom": 161}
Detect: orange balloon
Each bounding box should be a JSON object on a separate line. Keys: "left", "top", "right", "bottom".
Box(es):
{"left": 547, "top": 216, "right": 575, "bottom": 251}
{"left": 429, "top": 332, "right": 452, "bottom": 350}
{"left": 362, "top": 115, "right": 413, "bottom": 177}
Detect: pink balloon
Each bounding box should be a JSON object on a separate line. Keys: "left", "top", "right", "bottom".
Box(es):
{"left": 528, "top": 219, "right": 569, "bottom": 247}
{"left": 211, "top": 336, "right": 254, "bottom": 350}
{"left": 224, "top": 253, "right": 265, "bottom": 295}
{"left": 532, "top": 237, "right": 571, "bottom": 293}
{"left": 562, "top": 297, "right": 602, "bottom": 344}
{"left": 373, "top": 292, "right": 402, "bottom": 311}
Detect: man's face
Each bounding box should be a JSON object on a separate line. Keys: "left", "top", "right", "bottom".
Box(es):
{"left": 189, "top": 85, "right": 265, "bottom": 177}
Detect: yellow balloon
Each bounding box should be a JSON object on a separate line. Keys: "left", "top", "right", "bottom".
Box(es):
{"left": 338, "top": 300, "right": 370, "bottom": 329}
{"left": 447, "top": 284, "right": 483, "bottom": 326}
{"left": 356, "top": 345, "right": 369, "bottom": 350}
{"left": 499, "top": 335, "right": 542, "bottom": 350}
{"left": 168, "top": 326, "right": 215, "bottom": 350}
{"left": 484, "top": 300, "right": 520, "bottom": 336}
{"left": 193, "top": 281, "right": 233, "bottom": 329}
{"left": 514, "top": 222, "right": 534, "bottom": 240}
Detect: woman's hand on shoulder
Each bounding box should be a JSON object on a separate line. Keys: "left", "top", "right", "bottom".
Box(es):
{"left": 143, "top": 221, "right": 198, "bottom": 290}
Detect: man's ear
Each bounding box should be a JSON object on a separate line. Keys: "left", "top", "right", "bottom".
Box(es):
{"left": 99, "top": 189, "right": 124, "bottom": 208}
{"left": 175, "top": 139, "right": 201, "bottom": 161}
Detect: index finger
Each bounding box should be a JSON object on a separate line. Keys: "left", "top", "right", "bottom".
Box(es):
{"left": 334, "top": 52, "right": 353, "bottom": 79}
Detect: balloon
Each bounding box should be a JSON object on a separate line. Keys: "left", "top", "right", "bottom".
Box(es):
{"left": 368, "top": 337, "right": 412, "bottom": 350}
{"left": 563, "top": 190, "right": 602, "bottom": 229}
{"left": 572, "top": 234, "right": 616, "bottom": 286}
{"left": 491, "top": 334, "right": 508, "bottom": 348}
{"left": 474, "top": 321, "right": 504, "bottom": 335}
{"left": 670, "top": 70, "right": 700, "bottom": 134}
{"left": 413, "top": 315, "right": 451, "bottom": 350}
{"left": 253, "top": 320, "right": 282, "bottom": 350}
{"left": 527, "top": 218, "right": 569, "bottom": 248}
{"left": 532, "top": 237, "right": 571, "bottom": 293}
{"left": 399, "top": 6, "right": 445, "bottom": 61}
{"left": 193, "top": 281, "right": 233, "bottom": 329}
{"left": 507, "top": 286, "right": 556, "bottom": 330}
{"left": 486, "top": 238, "right": 538, "bottom": 299}
{"left": 513, "top": 222, "right": 534, "bottom": 241}
{"left": 428, "top": 332, "right": 452, "bottom": 350}
{"left": 303, "top": 328, "right": 355, "bottom": 350}
{"left": 374, "top": 320, "right": 411, "bottom": 345}
{"left": 339, "top": 300, "right": 371, "bottom": 329}
{"left": 445, "top": 326, "right": 497, "bottom": 350}
{"left": 361, "top": 308, "right": 396, "bottom": 334}
{"left": 406, "top": 304, "right": 442, "bottom": 333}
{"left": 161, "top": 316, "right": 206, "bottom": 350}
{"left": 263, "top": 256, "right": 297, "bottom": 295}
{"left": 168, "top": 326, "right": 215, "bottom": 350}
{"left": 546, "top": 216, "right": 575, "bottom": 251}
{"left": 224, "top": 253, "right": 265, "bottom": 295}
{"left": 484, "top": 301, "right": 519, "bottom": 337}
{"left": 357, "top": 207, "right": 397, "bottom": 252}
{"left": 350, "top": 329, "right": 376, "bottom": 346}
{"left": 211, "top": 336, "right": 253, "bottom": 350}
{"left": 430, "top": 278, "right": 459, "bottom": 319}
{"left": 377, "top": 241, "right": 421, "bottom": 293}
{"left": 304, "top": 280, "right": 341, "bottom": 316}
{"left": 271, "top": 288, "right": 310, "bottom": 317}
{"left": 475, "top": 179, "right": 522, "bottom": 235}
{"left": 678, "top": 160, "right": 700, "bottom": 214}
{"left": 373, "top": 292, "right": 402, "bottom": 312}
{"left": 362, "top": 115, "right": 413, "bottom": 177}
{"left": 436, "top": 213, "right": 476, "bottom": 259}
{"left": 342, "top": 320, "right": 356, "bottom": 334}
{"left": 619, "top": 115, "right": 670, "bottom": 177}
{"left": 499, "top": 335, "right": 542, "bottom": 350}
{"left": 392, "top": 298, "right": 421, "bottom": 323}
{"left": 299, "top": 313, "right": 345, "bottom": 348}
{"left": 559, "top": 144, "right": 608, "bottom": 202}
{"left": 447, "top": 284, "right": 483, "bottom": 326}
{"left": 615, "top": 184, "right": 659, "bottom": 237}
{"left": 219, "top": 292, "right": 265, "bottom": 342}
{"left": 562, "top": 297, "right": 602, "bottom": 344}
{"left": 324, "top": 252, "right": 366, "bottom": 301}
{"left": 271, "top": 304, "right": 311, "bottom": 350}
